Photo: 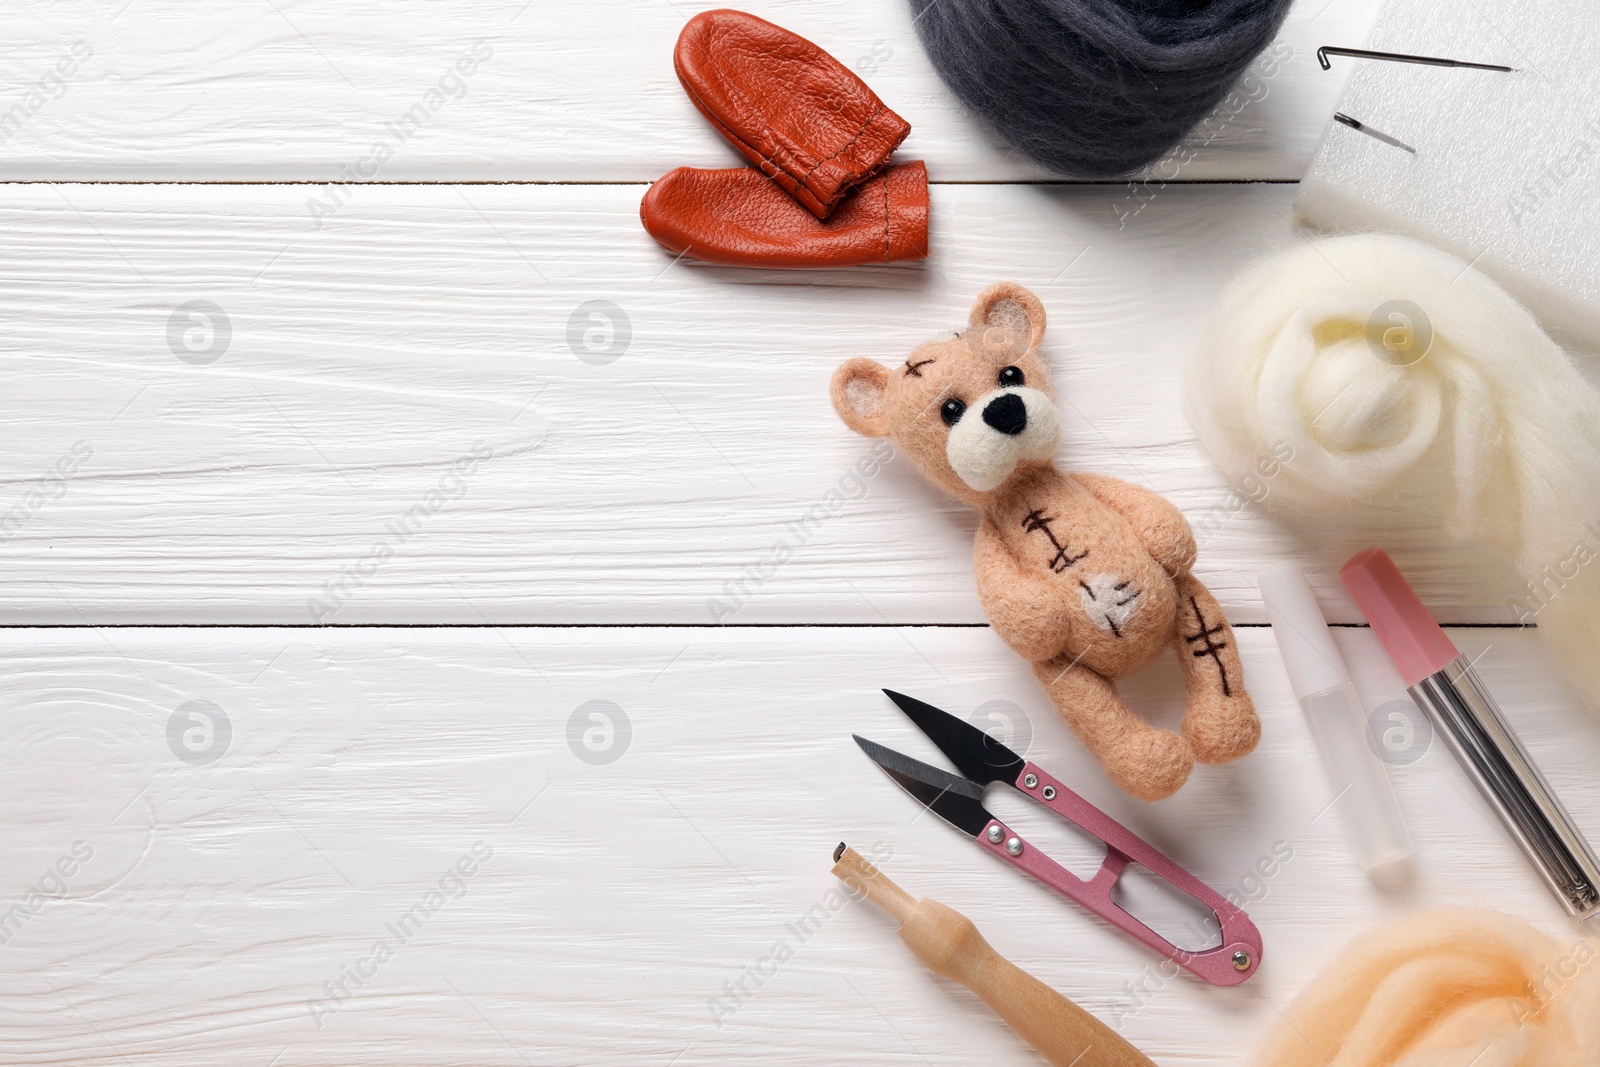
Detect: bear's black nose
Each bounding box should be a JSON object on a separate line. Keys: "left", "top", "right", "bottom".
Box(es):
{"left": 982, "top": 393, "right": 1027, "bottom": 436}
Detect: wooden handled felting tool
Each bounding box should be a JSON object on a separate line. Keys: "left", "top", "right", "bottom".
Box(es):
{"left": 832, "top": 843, "right": 1157, "bottom": 1067}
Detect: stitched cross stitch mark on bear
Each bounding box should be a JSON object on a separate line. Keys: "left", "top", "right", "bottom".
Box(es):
{"left": 902, "top": 356, "right": 936, "bottom": 377}
{"left": 1022, "top": 509, "right": 1088, "bottom": 572}
{"left": 1078, "top": 573, "right": 1140, "bottom": 637}
{"left": 1183, "top": 595, "right": 1232, "bottom": 696}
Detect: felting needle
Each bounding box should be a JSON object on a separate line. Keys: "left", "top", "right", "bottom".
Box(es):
{"left": 831, "top": 843, "right": 1157, "bottom": 1067}
{"left": 1333, "top": 112, "right": 1417, "bottom": 154}
{"left": 1317, "top": 45, "right": 1513, "bottom": 72}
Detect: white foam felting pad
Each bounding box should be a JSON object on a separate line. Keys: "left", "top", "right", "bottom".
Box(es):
{"left": 1295, "top": 0, "right": 1600, "bottom": 348}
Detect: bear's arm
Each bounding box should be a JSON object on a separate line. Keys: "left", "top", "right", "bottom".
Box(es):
{"left": 973, "top": 522, "right": 1074, "bottom": 663}
{"left": 1070, "top": 472, "right": 1197, "bottom": 577}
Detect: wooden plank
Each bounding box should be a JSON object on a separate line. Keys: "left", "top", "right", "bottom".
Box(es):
{"left": 0, "top": 0, "right": 1381, "bottom": 182}
{"left": 1, "top": 625, "right": 1593, "bottom": 1065}
{"left": 0, "top": 180, "right": 1582, "bottom": 625}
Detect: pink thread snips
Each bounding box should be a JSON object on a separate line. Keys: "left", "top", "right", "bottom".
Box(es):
{"left": 854, "top": 690, "right": 1263, "bottom": 987}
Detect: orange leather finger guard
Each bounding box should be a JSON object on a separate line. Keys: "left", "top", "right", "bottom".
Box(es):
{"left": 674, "top": 9, "right": 911, "bottom": 220}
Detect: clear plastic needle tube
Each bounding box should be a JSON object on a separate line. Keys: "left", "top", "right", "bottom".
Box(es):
{"left": 1260, "top": 564, "right": 1413, "bottom": 874}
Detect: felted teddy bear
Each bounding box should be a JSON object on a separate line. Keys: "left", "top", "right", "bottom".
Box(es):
{"left": 831, "top": 282, "right": 1259, "bottom": 800}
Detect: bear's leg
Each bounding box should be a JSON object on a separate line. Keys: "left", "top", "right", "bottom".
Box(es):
{"left": 1171, "top": 573, "right": 1260, "bottom": 765}
{"left": 1031, "top": 655, "right": 1193, "bottom": 801}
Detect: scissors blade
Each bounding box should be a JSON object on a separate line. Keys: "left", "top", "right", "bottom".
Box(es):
{"left": 852, "top": 735, "right": 993, "bottom": 838}
{"left": 882, "top": 689, "right": 1025, "bottom": 787}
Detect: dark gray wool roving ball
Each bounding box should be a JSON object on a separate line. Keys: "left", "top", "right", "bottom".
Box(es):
{"left": 909, "top": 0, "right": 1295, "bottom": 179}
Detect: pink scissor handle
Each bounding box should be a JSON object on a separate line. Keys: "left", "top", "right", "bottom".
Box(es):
{"left": 975, "top": 760, "right": 1263, "bottom": 987}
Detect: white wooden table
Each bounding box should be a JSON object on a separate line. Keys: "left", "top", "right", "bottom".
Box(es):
{"left": 4, "top": 3, "right": 1598, "bottom": 1065}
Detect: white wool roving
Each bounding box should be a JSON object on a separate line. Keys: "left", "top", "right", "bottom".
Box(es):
{"left": 1187, "top": 233, "right": 1600, "bottom": 710}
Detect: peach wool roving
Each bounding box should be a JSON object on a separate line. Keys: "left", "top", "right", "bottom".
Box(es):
{"left": 1251, "top": 908, "right": 1600, "bottom": 1067}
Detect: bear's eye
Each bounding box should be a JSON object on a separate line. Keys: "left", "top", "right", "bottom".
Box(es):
{"left": 998, "top": 366, "right": 1025, "bottom": 388}
{"left": 940, "top": 398, "right": 966, "bottom": 426}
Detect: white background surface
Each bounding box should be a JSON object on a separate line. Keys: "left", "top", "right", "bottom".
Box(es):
{"left": 2, "top": 3, "right": 1597, "bottom": 1065}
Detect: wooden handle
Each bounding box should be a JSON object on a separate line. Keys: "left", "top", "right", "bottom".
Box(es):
{"left": 833, "top": 845, "right": 1157, "bottom": 1067}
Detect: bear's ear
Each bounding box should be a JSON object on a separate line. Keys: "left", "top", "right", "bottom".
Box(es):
{"left": 830, "top": 358, "right": 891, "bottom": 438}
{"left": 968, "top": 282, "right": 1046, "bottom": 364}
